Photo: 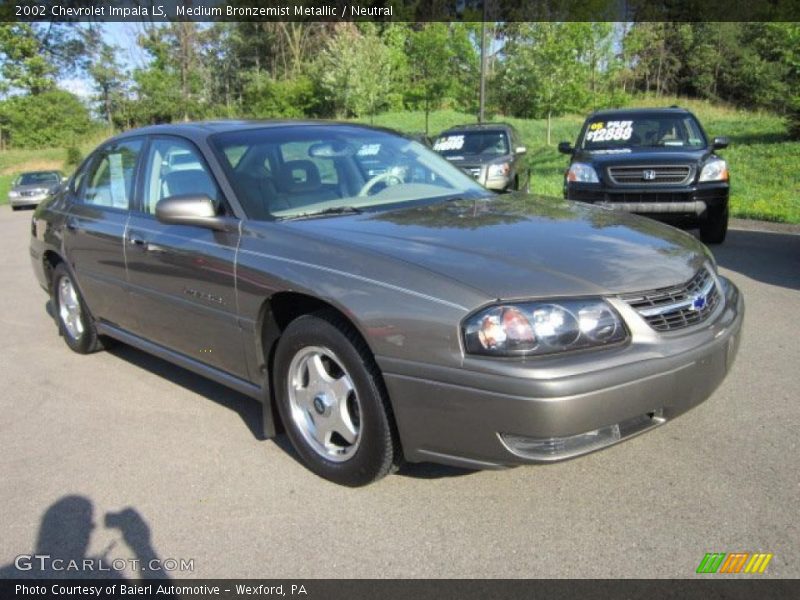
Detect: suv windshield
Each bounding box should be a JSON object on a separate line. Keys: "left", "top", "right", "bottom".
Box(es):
{"left": 17, "top": 172, "right": 60, "bottom": 186}
{"left": 433, "top": 130, "right": 509, "bottom": 157}
{"left": 211, "top": 125, "right": 488, "bottom": 220}
{"left": 580, "top": 115, "right": 707, "bottom": 150}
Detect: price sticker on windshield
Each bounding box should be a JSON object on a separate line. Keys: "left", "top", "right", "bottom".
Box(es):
{"left": 585, "top": 121, "right": 633, "bottom": 143}
{"left": 433, "top": 135, "right": 465, "bottom": 152}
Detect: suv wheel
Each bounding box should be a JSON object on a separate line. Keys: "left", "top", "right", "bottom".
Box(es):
{"left": 51, "top": 263, "right": 105, "bottom": 354}
{"left": 699, "top": 205, "right": 729, "bottom": 244}
{"left": 273, "top": 311, "right": 400, "bottom": 486}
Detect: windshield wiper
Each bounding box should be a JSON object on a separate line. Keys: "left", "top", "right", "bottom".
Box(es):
{"left": 285, "top": 206, "right": 364, "bottom": 220}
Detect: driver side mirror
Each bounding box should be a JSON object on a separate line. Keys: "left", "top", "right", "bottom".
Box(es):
{"left": 155, "top": 194, "right": 230, "bottom": 231}
{"left": 558, "top": 142, "right": 574, "bottom": 155}
{"left": 712, "top": 136, "right": 729, "bottom": 150}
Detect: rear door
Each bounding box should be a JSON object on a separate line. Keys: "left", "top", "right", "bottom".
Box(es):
{"left": 63, "top": 139, "right": 143, "bottom": 330}
{"left": 124, "top": 135, "right": 247, "bottom": 378}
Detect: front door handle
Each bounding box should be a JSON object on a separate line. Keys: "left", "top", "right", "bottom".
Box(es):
{"left": 128, "top": 235, "right": 147, "bottom": 248}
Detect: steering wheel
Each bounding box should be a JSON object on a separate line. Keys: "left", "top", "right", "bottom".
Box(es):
{"left": 358, "top": 172, "right": 404, "bottom": 197}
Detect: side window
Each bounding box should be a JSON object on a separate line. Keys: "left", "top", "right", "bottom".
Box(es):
{"left": 141, "top": 138, "right": 223, "bottom": 215}
{"left": 82, "top": 140, "right": 142, "bottom": 209}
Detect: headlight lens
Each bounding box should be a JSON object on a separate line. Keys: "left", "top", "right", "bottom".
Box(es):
{"left": 488, "top": 162, "right": 511, "bottom": 178}
{"left": 567, "top": 162, "right": 599, "bottom": 183}
{"left": 698, "top": 158, "right": 728, "bottom": 182}
{"left": 8, "top": 190, "right": 19, "bottom": 198}
{"left": 464, "top": 299, "right": 627, "bottom": 357}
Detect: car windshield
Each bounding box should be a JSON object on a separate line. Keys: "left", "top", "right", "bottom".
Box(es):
{"left": 17, "top": 172, "right": 60, "bottom": 186}
{"left": 432, "top": 130, "right": 509, "bottom": 157}
{"left": 580, "top": 115, "right": 707, "bottom": 150}
{"left": 210, "top": 125, "right": 488, "bottom": 220}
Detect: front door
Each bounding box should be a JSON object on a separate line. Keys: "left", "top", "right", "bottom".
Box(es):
{"left": 124, "top": 136, "right": 247, "bottom": 379}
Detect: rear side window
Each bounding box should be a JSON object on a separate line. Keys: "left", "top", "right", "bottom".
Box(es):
{"left": 81, "top": 140, "right": 143, "bottom": 209}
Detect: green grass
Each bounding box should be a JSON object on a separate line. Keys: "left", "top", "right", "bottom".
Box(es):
{"left": 358, "top": 98, "right": 800, "bottom": 224}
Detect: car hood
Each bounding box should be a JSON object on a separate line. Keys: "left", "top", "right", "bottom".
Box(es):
{"left": 286, "top": 194, "right": 710, "bottom": 301}
{"left": 574, "top": 147, "right": 711, "bottom": 167}
{"left": 442, "top": 154, "right": 513, "bottom": 167}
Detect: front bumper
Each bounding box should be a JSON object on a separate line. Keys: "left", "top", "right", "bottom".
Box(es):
{"left": 9, "top": 194, "right": 48, "bottom": 208}
{"left": 379, "top": 278, "right": 743, "bottom": 469}
{"left": 565, "top": 182, "right": 729, "bottom": 216}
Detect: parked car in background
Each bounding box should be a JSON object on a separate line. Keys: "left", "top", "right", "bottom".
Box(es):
{"left": 559, "top": 107, "right": 730, "bottom": 243}
{"left": 8, "top": 170, "right": 65, "bottom": 211}
{"left": 433, "top": 123, "right": 529, "bottom": 192}
{"left": 30, "top": 121, "right": 742, "bottom": 486}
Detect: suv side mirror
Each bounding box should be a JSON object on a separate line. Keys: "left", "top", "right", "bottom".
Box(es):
{"left": 712, "top": 136, "right": 729, "bottom": 150}
{"left": 515, "top": 146, "right": 527, "bottom": 155}
{"left": 558, "top": 141, "right": 574, "bottom": 155}
{"left": 155, "top": 194, "right": 229, "bottom": 231}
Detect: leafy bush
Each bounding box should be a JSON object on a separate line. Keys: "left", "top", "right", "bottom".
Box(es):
{"left": 65, "top": 145, "right": 82, "bottom": 168}
{"left": 0, "top": 90, "right": 95, "bottom": 149}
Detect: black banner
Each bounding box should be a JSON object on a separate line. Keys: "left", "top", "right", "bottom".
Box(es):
{"left": 1, "top": 579, "right": 799, "bottom": 600}
{"left": 2, "top": 0, "right": 800, "bottom": 23}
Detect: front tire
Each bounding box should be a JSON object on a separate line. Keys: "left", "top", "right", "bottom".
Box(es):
{"left": 51, "top": 263, "right": 104, "bottom": 354}
{"left": 273, "top": 311, "right": 400, "bottom": 486}
{"left": 699, "top": 205, "right": 729, "bottom": 244}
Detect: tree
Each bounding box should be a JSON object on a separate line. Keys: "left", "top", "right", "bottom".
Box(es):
{"left": 0, "top": 23, "right": 85, "bottom": 95}
{"left": 316, "top": 24, "right": 395, "bottom": 121}
{"left": 406, "top": 24, "right": 454, "bottom": 135}
{"left": 0, "top": 90, "right": 94, "bottom": 148}
{"left": 85, "top": 31, "right": 127, "bottom": 128}
{"left": 499, "top": 23, "right": 591, "bottom": 144}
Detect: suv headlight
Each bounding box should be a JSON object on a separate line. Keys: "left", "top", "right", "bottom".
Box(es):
{"left": 8, "top": 190, "right": 19, "bottom": 198}
{"left": 698, "top": 158, "right": 728, "bottom": 182}
{"left": 488, "top": 162, "right": 511, "bottom": 178}
{"left": 567, "top": 163, "right": 599, "bottom": 183}
{"left": 463, "top": 299, "right": 627, "bottom": 357}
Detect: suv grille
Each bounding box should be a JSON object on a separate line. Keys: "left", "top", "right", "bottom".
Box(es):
{"left": 621, "top": 267, "right": 720, "bottom": 332}
{"left": 607, "top": 165, "right": 693, "bottom": 186}
{"left": 464, "top": 166, "right": 481, "bottom": 179}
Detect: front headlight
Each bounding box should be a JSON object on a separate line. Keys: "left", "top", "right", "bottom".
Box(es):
{"left": 8, "top": 190, "right": 19, "bottom": 198}
{"left": 698, "top": 158, "right": 728, "bottom": 182}
{"left": 463, "top": 299, "right": 627, "bottom": 357}
{"left": 567, "top": 162, "right": 599, "bottom": 183}
{"left": 488, "top": 162, "right": 511, "bottom": 178}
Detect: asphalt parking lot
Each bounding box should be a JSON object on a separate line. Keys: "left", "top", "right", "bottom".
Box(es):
{"left": 0, "top": 206, "right": 798, "bottom": 579}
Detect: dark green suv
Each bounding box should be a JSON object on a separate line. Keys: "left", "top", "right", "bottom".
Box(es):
{"left": 433, "top": 123, "right": 530, "bottom": 192}
{"left": 559, "top": 107, "right": 730, "bottom": 244}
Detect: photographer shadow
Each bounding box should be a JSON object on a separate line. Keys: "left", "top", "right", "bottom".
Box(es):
{"left": 0, "top": 495, "right": 169, "bottom": 581}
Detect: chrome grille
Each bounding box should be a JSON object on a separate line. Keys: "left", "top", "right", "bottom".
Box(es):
{"left": 607, "top": 165, "right": 693, "bottom": 186}
{"left": 464, "top": 166, "right": 481, "bottom": 179}
{"left": 621, "top": 268, "right": 720, "bottom": 332}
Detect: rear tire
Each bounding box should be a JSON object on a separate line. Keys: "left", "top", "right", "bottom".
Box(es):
{"left": 273, "top": 310, "right": 400, "bottom": 486}
{"left": 51, "top": 263, "right": 105, "bottom": 354}
{"left": 699, "top": 205, "right": 729, "bottom": 244}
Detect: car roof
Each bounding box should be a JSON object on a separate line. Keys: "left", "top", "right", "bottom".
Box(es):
{"left": 108, "top": 120, "right": 407, "bottom": 144}
{"left": 587, "top": 107, "right": 694, "bottom": 118}
{"left": 440, "top": 122, "right": 516, "bottom": 131}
